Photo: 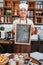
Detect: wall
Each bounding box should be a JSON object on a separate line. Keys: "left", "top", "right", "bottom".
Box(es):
{"left": 0, "top": 24, "right": 43, "bottom": 32}
{"left": 0, "top": 24, "right": 12, "bottom": 32}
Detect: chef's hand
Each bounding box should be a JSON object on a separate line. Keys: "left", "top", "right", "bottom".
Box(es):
{"left": 12, "top": 27, "right": 15, "bottom": 34}
{"left": 31, "top": 27, "right": 37, "bottom": 35}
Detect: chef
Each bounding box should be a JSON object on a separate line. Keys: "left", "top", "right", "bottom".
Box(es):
{"left": 12, "top": 3, "right": 34, "bottom": 34}
{"left": 12, "top": 3, "right": 35, "bottom": 53}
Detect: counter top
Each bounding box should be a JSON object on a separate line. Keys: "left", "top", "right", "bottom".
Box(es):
{"left": 0, "top": 38, "right": 14, "bottom": 41}
{"left": 2, "top": 53, "right": 41, "bottom": 65}
{"left": 0, "top": 38, "right": 14, "bottom": 44}
{"left": 0, "top": 38, "right": 43, "bottom": 42}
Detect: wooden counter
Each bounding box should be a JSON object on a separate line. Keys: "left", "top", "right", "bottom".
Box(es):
{"left": 0, "top": 39, "right": 43, "bottom": 53}
{"left": 0, "top": 39, "right": 13, "bottom": 44}
{"left": 0, "top": 39, "right": 14, "bottom": 53}
{"left": 0, "top": 40, "right": 10, "bottom": 44}
{"left": 0, "top": 39, "right": 31, "bottom": 53}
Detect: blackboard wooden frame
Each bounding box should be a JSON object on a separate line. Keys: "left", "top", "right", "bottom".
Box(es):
{"left": 15, "top": 23, "right": 31, "bottom": 45}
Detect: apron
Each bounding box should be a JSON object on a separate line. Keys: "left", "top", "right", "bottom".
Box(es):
{"left": 19, "top": 18, "right": 27, "bottom": 23}
{"left": 14, "top": 18, "right": 31, "bottom": 53}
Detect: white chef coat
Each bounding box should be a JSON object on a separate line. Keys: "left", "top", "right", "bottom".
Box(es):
{"left": 12, "top": 18, "right": 34, "bottom": 29}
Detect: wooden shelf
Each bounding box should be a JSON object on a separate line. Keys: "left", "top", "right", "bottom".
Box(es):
{"left": 28, "top": 16, "right": 35, "bottom": 18}
{"left": 4, "top": 0, "right": 11, "bottom": 1}
{"left": 35, "top": 9, "right": 43, "bottom": 11}
{"left": 0, "top": 40, "right": 11, "bottom": 44}
{"left": 35, "top": 16, "right": 42, "bottom": 17}
{"left": 4, "top": 6, "right": 12, "bottom": 9}
{"left": 28, "top": 7, "right": 35, "bottom": 10}
{"left": 12, "top": 14, "right": 19, "bottom": 16}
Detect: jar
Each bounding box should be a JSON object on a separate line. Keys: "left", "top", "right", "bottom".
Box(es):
{"left": 9, "top": 59, "right": 16, "bottom": 65}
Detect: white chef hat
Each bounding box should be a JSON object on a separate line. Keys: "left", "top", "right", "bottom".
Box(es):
{"left": 19, "top": 3, "right": 28, "bottom": 10}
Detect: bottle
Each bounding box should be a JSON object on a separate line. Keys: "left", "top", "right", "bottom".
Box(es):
{"left": 9, "top": 59, "right": 16, "bottom": 65}
{"left": 14, "top": 10, "right": 17, "bottom": 15}
{"left": 19, "top": 55, "right": 24, "bottom": 65}
{"left": 1, "top": 17, "right": 4, "bottom": 23}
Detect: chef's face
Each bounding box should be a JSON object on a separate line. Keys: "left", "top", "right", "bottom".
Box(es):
{"left": 19, "top": 8, "right": 27, "bottom": 18}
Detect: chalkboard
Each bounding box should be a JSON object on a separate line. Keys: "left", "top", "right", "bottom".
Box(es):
{"left": 15, "top": 24, "right": 31, "bottom": 45}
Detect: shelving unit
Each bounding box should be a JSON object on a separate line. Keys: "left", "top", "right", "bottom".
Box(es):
{"left": 0, "top": 0, "right": 43, "bottom": 24}
{"left": 28, "top": 1, "right": 43, "bottom": 25}
{"left": 0, "top": 0, "right": 19, "bottom": 24}
{"left": 28, "top": 1, "right": 35, "bottom": 23}
{"left": 28, "top": 9, "right": 35, "bottom": 22}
